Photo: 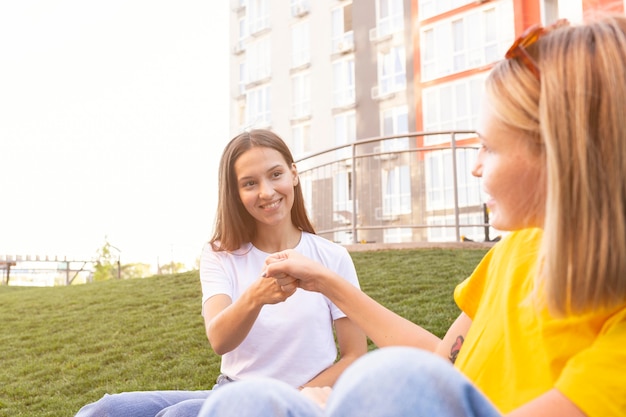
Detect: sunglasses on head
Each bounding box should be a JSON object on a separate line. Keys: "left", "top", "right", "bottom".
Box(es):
{"left": 505, "top": 19, "right": 569, "bottom": 80}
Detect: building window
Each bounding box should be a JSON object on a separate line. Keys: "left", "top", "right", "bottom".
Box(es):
{"left": 333, "top": 171, "right": 353, "bottom": 245}
{"left": 332, "top": 58, "right": 355, "bottom": 108}
{"left": 384, "top": 227, "right": 412, "bottom": 243}
{"left": 424, "top": 148, "right": 481, "bottom": 211}
{"left": 291, "top": 72, "right": 311, "bottom": 119}
{"left": 334, "top": 111, "right": 356, "bottom": 160}
{"left": 381, "top": 164, "right": 411, "bottom": 216}
{"left": 418, "top": 0, "right": 474, "bottom": 20}
{"left": 422, "top": 73, "right": 486, "bottom": 145}
{"left": 427, "top": 212, "right": 485, "bottom": 242}
{"left": 376, "top": 0, "right": 404, "bottom": 37}
{"left": 292, "top": 123, "right": 311, "bottom": 157}
{"left": 248, "top": 0, "right": 270, "bottom": 35}
{"left": 378, "top": 106, "right": 411, "bottom": 218}
{"left": 238, "top": 61, "right": 247, "bottom": 96}
{"left": 331, "top": 3, "right": 354, "bottom": 53}
{"left": 420, "top": 1, "right": 514, "bottom": 81}
{"left": 247, "top": 37, "right": 271, "bottom": 83}
{"left": 378, "top": 45, "right": 406, "bottom": 96}
{"left": 291, "top": 21, "right": 310, "bottom": 68}
{"left": 246, "top": 85, "right": 271, "bottom": 127}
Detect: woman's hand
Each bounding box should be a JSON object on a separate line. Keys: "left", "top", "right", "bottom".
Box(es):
{"left": 263, "top": 250, "right": 330, "bottom": 293}
{"left": 249, "top": 272, "right": 297, "bottom": 305}
{"left": 300, "top": 386, "right": 333, "bottom": 409}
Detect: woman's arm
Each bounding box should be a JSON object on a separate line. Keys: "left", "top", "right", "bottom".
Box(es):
{"left": 203, "top": 275, "right": 296, "bottom": 355}
{"left": 507, "top": 390, "right": 586, "bottom": 417}
{"left": 266, "top": 250, "right": 442, "bottom": 352}
{"left": 301, "top": 317, "right": 367, "bottom": 388}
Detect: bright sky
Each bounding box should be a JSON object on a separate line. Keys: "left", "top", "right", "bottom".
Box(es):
{"left": 0, "top": 1, "right": 231, "bottom": 269}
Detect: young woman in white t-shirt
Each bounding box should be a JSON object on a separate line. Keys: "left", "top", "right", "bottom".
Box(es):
{"left": 74, "top": 129, "right": 366, "bottom": 417}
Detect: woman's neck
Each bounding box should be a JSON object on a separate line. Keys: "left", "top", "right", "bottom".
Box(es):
{"left": 252, "top": 223, "right": 302, "bottom": 253}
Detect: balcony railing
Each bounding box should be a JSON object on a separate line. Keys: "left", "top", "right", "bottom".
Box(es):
{"left": 295, "top": 131, "right": 499, "bottom": 245}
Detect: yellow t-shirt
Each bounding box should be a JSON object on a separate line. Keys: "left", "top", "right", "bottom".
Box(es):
{"left": 454, "top": 228, "right": 626, "bottom": 416}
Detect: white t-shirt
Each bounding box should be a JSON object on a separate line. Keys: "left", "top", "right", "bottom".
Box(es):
{"left": 199, "top": 232, "right": 360, "bottom": 388}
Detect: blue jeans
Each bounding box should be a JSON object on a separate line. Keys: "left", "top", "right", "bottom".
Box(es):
{"left": 74, "top": 390, "right": 213, "bottom": 417}
{"left": 197, "top": 347, "right": 503, "bottom": 417}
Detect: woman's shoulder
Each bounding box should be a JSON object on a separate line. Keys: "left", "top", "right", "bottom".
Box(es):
{"left": 202, "top": 241, "right": 253, "bottom": 258}
{"left": 300, "top": 232, "right": 346, "bottom": 250}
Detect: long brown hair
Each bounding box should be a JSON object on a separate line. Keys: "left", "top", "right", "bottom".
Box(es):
{"left": 487, "top": 15, "right": 626, "bottom": 315}
{"left": 209, "top": 129, "right": 315, "bottom": 252}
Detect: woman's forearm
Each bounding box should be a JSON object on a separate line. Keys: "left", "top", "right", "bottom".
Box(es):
{"left": 318, "top": 269, "right": 441, "bottom": 351}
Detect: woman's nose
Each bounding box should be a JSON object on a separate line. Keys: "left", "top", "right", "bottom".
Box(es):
{"left": 258, "top": 179, "right": 274, "bottom": 198}
{"left": 471, "top": 155, "right": 483, "bottom": 178}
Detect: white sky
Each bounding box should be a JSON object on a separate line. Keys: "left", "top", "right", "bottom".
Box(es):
{"left": 0, "top": 1, "right": 231, "bottom": 269}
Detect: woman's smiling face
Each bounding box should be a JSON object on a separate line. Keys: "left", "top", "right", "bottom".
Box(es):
{"left": 234, "top": 146, "right": 298, "bottom": 228}
{"left": 472, "top": 104, "right": 546, "bottom": 231}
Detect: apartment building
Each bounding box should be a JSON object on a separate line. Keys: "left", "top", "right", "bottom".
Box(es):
{"left": 229, "top": 0, "right": 624, "bottom": 244}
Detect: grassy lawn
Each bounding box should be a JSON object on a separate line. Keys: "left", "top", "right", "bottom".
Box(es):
{"left": 0, "top": 247, "right": 487, "bottom": 417}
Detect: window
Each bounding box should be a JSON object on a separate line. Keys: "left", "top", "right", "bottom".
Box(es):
{"left": 238, "top": 62, "right": 247, "bottom": 96}
{"left": 334, "top": 111, "right": 355, "bottom": 160}
{"left": 384, "top": 227, "right": 412, "bottom": 243}
{"left": 248, "top": 0, "right": 270, "bottom": 34}
{"left": 424, "top": 148, "right": 481, "bottom": 211}
{"left": 422, "top": 73, "right": 486, "bottom": 144}
{"left": 332, "top": 59, "right": 355, "bottom": 107}
{"left": 381, "top": 106, "right": 409, "bottom": 151}
{"left": 378, "top": 45, "right": 406, "bottom": 96}
{"left": 292, "top": 123, "right": 311, "bottom": 157}
{"left": 291, "top": 72, "right": 311, "bottom": 119}
{"left": 245, "top": 85, "right": 271, "bottom": 127}
{"left": 418, "top": 0, "right": 474, "bottom": 20}
{"left": 379, "top": 106, "right": 411, "bottom": 217}
{"left": 331, "top": 3, "right": 354, "bottom": 53}
{"left": 238, "top": 17, "right": 248, "bottom": 42}
{"left": 333, "top": 170, "right": 353, "bottom": 245}
{"left": 427, "top": 212, "right": 485, "bottom": 242}
{"left": 381, "top": 165, "right": 411, "bottom": 216}
{"left": 291, "top": 21, "right": 310, "bottom": 68}
{"left": 247, "top": 37, "right": 271, "bottom": 83}
{"left": 376, "top": 0, "right": 404, "bottom": 37}
{"left": 420, "top": 1, "right": 514, "bottom": 80}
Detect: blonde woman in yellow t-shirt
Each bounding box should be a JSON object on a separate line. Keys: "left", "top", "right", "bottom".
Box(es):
{"left": 196, "top": 15, "right": 626, "bottom": 417}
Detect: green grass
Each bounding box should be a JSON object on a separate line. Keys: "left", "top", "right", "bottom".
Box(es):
{"left": 0, "top": 248, "right": 487, "bottom": 417}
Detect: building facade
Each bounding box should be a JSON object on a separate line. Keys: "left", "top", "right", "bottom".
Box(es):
{"left": 229, "top": 0, "right": 624, "bottom": 244}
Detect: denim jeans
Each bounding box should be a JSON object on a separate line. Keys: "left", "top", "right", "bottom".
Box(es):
{"left": 197, "top": 347, "right": 503, "bottom": 417}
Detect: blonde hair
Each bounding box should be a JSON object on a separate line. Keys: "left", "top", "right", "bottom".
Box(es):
{"left": 209, "top": 129, "right": 315, "bottom": 252}
{"left": 487, "top": 15, "right": 626, "bottom": 315}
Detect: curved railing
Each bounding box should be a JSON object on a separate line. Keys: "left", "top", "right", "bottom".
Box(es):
{"left": 295, "top": 131, "right": 498, "bottom": 245}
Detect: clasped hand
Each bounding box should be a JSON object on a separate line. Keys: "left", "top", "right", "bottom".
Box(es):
{"left": 263, "top": 249, "right": 324, "bottom": 293}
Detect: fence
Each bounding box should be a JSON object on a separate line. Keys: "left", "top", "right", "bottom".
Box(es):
{"left": 0, "top": 255, "right": 94, "bottom": 286}
{"left": 295, "top": 131, "right": 499, "bottom": 245}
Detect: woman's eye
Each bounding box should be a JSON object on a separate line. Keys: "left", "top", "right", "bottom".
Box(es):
{"left": 272, "top": 171, "right": 283, "bottom": 178}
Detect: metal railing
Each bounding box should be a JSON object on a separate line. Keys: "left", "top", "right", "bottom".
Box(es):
{"left": 295, "top": 131, "right": 498, "bottom": 245}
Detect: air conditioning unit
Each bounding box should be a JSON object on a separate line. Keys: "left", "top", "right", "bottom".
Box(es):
{"left": 337, "top": 40, "right": 354, "bottom": 54}
{"left": 375, "top": 207, "right": 398, "bottom": 221}
{"left": 293, "top": 4, "right": 310, "bottom": 17}
{"left": 371, "top": 86, "right": 395, "bottom": 101}
{"left": 369, "top": 28, "right": 378, "bottom": 42}
{"left": 373, "top": 145, "right": 398, "bottom": 160}
{"left": 371, "top": 86, "right": 380, "bottom": 100}
{"left": 232, "top": 42, "right": 245, "bottom": 55}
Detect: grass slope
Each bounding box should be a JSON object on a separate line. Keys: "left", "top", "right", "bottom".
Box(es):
{"left": 0, "top": 248, "right": 487, "bottom": 417}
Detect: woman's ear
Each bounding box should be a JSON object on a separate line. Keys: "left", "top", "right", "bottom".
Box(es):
{"left": 292, "top": 163, "right": 299, "bottom": 186}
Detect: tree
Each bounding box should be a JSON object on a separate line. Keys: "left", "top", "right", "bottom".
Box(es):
{"left": 93, "top": 239, "right": 121, "bottom": 281}
{"left": 158, "top": 262, "right": 186, "bottom": 275}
